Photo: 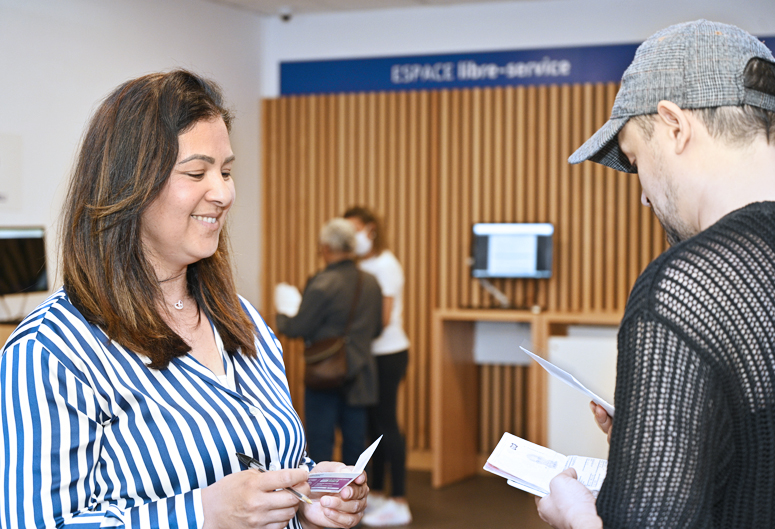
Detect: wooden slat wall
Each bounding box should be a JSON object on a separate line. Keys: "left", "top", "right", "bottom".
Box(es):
{"left": 261, "top": 83, "right": 667, "bottom": 461}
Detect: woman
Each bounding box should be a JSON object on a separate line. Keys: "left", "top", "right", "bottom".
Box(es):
{"left": 0, "top": 70, "right": 367, "bottom": 529}
{"left": 343, "top": 207, "right": 412, "bottom": 527}
{"left": 275, "top": 218, "right": 383, "bottom": 467}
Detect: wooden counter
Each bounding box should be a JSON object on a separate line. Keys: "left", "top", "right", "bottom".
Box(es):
{"left": 430, "top": 308, "right": 621, "bottom": 488}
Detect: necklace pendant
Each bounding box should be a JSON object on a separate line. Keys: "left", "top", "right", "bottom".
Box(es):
{"left": 174, "top": 300, "right": 184, "bottom": 310}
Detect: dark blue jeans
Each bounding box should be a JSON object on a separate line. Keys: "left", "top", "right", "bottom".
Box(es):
{"left": 304, "top": 388, "right": 367, "bottom": 466}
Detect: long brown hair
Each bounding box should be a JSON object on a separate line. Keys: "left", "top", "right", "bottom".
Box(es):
{"left": 61, "top": 70, "right": 256, "bottom": 368}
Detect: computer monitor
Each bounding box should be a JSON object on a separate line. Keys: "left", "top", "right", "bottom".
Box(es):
{"left": 471, "top": 223, "right": 554, "bottom": 279}
{"left": 0, "top": 227, "right": 48, "bottom": 296}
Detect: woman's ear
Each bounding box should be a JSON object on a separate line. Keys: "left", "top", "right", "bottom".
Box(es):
{"left": 656, "top": 100, "right": 692, "bottom": 155}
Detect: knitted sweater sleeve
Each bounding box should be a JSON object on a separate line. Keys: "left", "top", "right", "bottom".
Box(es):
{"left": 595, "top": 304, "right": 726, "bottom": 528}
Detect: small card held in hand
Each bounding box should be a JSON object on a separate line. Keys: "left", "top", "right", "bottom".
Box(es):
{"left": 308, "top": 435, "right": 382, "bottom": 493}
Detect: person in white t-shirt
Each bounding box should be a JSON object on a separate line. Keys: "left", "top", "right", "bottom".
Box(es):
{"left": 344, "top": 207, "right": 412, "bottom": 527}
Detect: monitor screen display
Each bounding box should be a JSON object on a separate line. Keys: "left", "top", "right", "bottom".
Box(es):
{"left": 471, "top": 223, "right": 554, "bottom": 278}
{"left": 0, "top": 228, "right": 48, "bottom": 296}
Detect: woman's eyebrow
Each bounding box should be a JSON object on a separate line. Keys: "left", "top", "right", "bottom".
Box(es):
{"left": 177, "top": 154, "right": 236, "bottom": 165}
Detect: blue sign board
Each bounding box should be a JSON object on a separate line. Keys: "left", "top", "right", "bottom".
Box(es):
{"left": 280, "top": 37, "right": 775, "bottom": 95}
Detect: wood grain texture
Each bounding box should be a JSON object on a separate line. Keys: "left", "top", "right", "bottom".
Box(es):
{"left": 261, "top": 83, "right": 666, "bottom": 462}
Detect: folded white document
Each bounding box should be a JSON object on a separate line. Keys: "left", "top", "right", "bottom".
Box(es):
{"left": 519, "top": 345, "right": 615, "bottom": 417}
{"left": 307, "top": 435, "right": 382, "bottom": 493}
{"left": 484, "top": 432, "right": 607, "bottom": 498}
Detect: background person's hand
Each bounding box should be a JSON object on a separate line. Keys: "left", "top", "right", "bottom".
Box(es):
{"left": 299, "top": 461, "right": 369, "bottom": 529}
{"left": 202, "top": 467, "right": 309, "bottom": 529}
{"left": 274, "top": 283, "right": 302, "bottom": 317}
{"left": 536, "top": 468, "right": 602, "bottom": 529}
{"left": 590, "top": 401, "right": 612, "bottom": 444}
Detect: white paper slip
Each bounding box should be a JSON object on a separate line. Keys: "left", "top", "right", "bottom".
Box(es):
{"left": 308, "top": 435, "right": 382, "bottom": 493}
{"left": 519, "top": 345, "right": 615, "bottom": 417}
{"left": 484, "top": 432, "right": 607, "bottom": 498}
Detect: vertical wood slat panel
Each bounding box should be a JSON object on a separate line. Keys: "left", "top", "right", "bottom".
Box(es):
{"left": 459, "top": 90, "right": 472, "bottom": 310}
{"left": 513, "top": 87, "right": 526, "bottom": 306}
{"left": 404, "top": 90, "right": 419, "bottom": 449}
{"left": 536, "top": 86, "right": 549, "bottom": 310}
{"left": 479, "top": 366, "right": 491, "bottom": 452}
{"left": 558, "top": 85, "right": 571, "bottom": 313}
{"left": 261, "top": 82, "right": 666, "bottom": 459}
{"left": 570, "top": 86, "right": 583, "bottom": 312}
{"left": 547, "top": 85, "right": 560, "bottom": 312}
{"left": 579, "top": 85, "right": 595, "bottom": 311}
{"left": 524, "top": 87, "right": 537, "bottom": 307}
{"left": 423, "top": 91, "right": 439, "bottom": 450}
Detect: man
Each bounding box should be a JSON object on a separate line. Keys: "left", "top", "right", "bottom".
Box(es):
{"left": 537, "top": 20, "right": 775, "bottom": 529}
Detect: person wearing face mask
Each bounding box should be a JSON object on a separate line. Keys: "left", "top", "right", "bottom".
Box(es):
{"left": 275, "top": 218, "right": 384, "bottom": 469}
{"left": 343, "top": 207, "right": 412, "bottom": 527}
{"left": 0, "top": 70, "right": 369, "bottom": 529}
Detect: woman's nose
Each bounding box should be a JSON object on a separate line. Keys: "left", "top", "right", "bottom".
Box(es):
{"left": 206, "top": 171, "right": 234, "bottom": 207}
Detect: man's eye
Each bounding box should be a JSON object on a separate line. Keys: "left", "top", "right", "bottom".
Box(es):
{"left": 222, "top": 171, "right": 232, "bottom": 179}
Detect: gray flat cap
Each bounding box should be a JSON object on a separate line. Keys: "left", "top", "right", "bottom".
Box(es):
{"left": 569, "top": 19, "right": 775, "bottom": 173}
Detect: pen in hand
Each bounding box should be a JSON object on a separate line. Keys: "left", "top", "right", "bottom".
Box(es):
{"left": 236, "top": 452, "right": 313, "bottom": 504}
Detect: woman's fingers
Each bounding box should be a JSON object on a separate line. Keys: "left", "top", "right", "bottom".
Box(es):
{"left": 202, "top": 468, "right": 309, "bottom": 529}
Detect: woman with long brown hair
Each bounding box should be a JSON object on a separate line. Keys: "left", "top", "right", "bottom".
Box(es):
{"left": 0, "top": 70, "right": 367, "bottom": 529}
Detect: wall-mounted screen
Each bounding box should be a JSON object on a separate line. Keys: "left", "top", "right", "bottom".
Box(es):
{"left": 471, "top": 223, "right": 554, "bottom": 279}
{"left": 0, "top": 227, "right": 48, "bottom": 296}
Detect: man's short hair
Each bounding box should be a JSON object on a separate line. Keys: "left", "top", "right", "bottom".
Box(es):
{"left": 569, "top": 20, "right": 775, "bottom": 173}
{"left": 632, "top": 58, "right": 775, "bottom": 146}
{"left": 320, "top": 218, "right": 356, "bottom": 253}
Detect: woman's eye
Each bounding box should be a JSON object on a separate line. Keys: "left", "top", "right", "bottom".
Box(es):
{"left": 222, "top": 171, "right": 232, "bottom": 179}
{"left": 187, "top": 172, "right": 205, "bottom": 179}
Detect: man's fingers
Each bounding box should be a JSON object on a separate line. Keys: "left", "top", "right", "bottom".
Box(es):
{"left": 589, "top": 402, "right": 612, "bottom": 433}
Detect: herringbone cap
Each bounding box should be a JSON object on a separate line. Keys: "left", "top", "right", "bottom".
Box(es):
{"left": 569, "top": 20, "right": 775, "bottom": 173}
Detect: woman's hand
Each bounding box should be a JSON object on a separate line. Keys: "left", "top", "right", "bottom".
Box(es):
{"left": 536, "top": 468, "right": 602, "bottom": 529}
{"left": 299, "top": 462, "right": 369, "bottom": 529}
{"left": 202, "top": 467, "right": 309, "bottom": 529}
{"left": 590, "top": 402, "right": 613, "bottom": 444}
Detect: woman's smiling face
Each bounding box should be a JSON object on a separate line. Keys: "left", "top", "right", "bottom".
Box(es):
{"left": 140, "top": 117, "right": 236, "bottom": 277}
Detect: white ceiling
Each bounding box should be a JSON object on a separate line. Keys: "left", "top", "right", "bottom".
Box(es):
{"left": 207, "top": 0, "right": 521, "bottom": 17}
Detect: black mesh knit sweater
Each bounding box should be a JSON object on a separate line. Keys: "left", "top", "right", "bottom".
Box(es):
{"left": 597, "top": 201, "right": 775, "bottom": 528}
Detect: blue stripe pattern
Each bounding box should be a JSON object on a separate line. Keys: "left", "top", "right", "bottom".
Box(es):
{"left": 0, "top": 288, "right": 310, "bottom": 528}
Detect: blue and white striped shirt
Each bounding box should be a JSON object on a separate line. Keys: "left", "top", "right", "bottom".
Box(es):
{"left": 0, "top": 288, "right": 310, "bottom": 528}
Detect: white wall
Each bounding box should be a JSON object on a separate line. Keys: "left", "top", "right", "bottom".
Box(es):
{"left": 0, "top": 0, "right": 264, "bottom": 319}
{"left": 260, "top": 0, "right": 775, "bottom": 97}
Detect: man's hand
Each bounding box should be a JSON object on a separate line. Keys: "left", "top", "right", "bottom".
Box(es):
{"left": 536, "top": 468, "right": 602, "bottom": 529}
{"left": 590, "top": 401, "right": 612, "bottom": 444}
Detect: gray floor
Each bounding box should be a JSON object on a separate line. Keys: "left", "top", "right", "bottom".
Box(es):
{"left": 370, "top": 471, "right": 551, "bottom": 529}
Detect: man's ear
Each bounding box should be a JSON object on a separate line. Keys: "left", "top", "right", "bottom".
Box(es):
{"left": 656, "top": 100, "right": 692, "bottom": 154}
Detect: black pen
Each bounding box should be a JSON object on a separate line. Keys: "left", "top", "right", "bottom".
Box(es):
{"left": 236, "top": 452, "right": 313, "bottom": 504}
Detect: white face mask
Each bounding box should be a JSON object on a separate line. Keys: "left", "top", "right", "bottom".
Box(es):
{"left": 354, "top": 230, "right": 374, "bottom": 257}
